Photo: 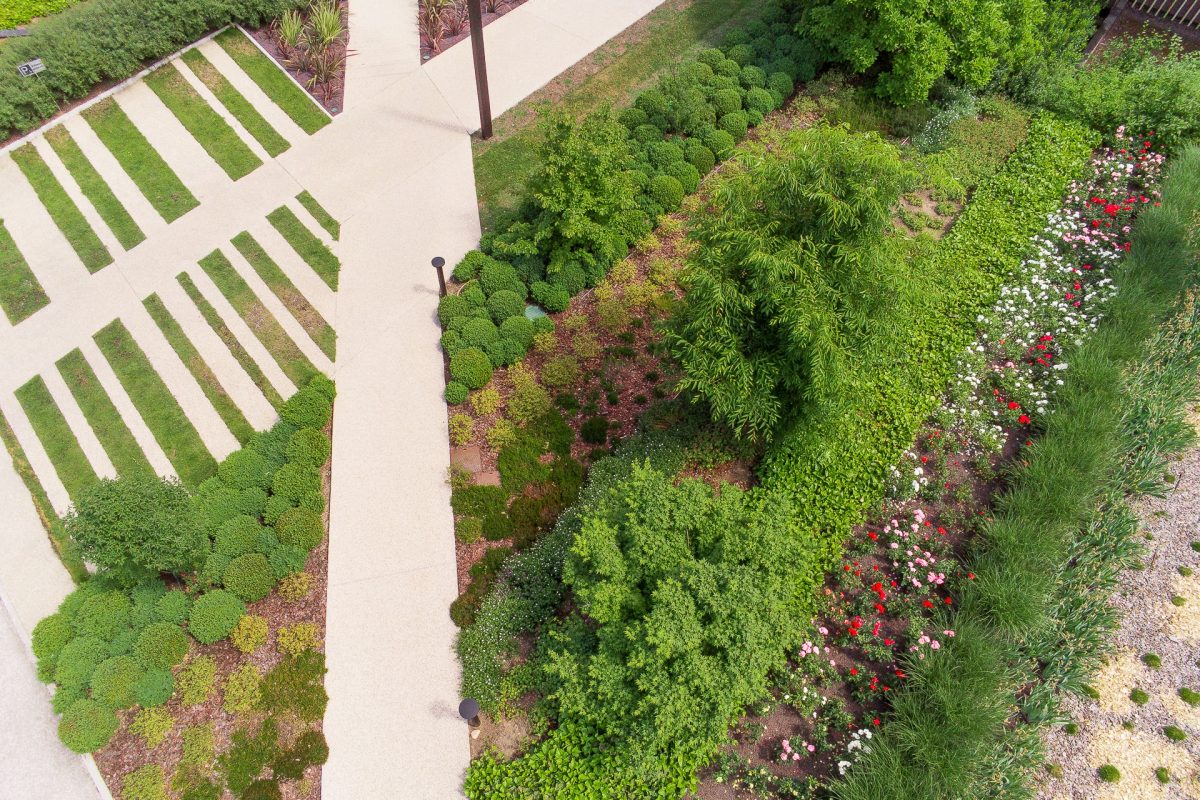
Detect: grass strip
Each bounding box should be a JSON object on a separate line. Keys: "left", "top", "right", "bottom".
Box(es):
{"left": 231, "top": 231, "right": 336, "bottom": 360}
{"left": 214, "top": 27, "right": 330, "bottom": 135}
{"left": 296, "top": 190, "right": 339, "bottom": 240}
{"left": 176, "top": 271, "right": 284, "bottom": 409}
{"left": 82, "top": 98, "right": 199, "bottom": 223}
{"left": 55, "top": 348, "right": 153, "bottom": 477}
{"left": 143, "top": 292, "right": 255, "bottom": 444}
{"left": 144, "top": 62, "right": 262, "bottom": 180}
{"left": 9, "top": 143, "right": 111, "bottom": 272}
{"left": 834, "top": 145, "right": 1200, "bottom": 800}
{"left": 473, "top": 0, "right": 758, "bottom": 229}
{"left": 196, "top": 249, "right": 318, "bottom": 389}
{"left": 266, "top": 205, "right": 339, "bottom": 290}
{"left": 44, "top": 126, "right": 145, "bottom": 251}
{"left": 14, "top": 375, "right": 97, "bottom": 501}
{"left": 181, "top": 48, "right": 290, "bottom": 158}
{"left": 0, "top": 218, "right": 49, "bottom": 323}
{"left": 0, "top": 408, "right": 87, "bottom": 582}
{"left": 92, "top": 318, "right": 215, "bottom": 486}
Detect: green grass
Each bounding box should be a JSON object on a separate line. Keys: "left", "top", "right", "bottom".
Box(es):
{"left": 472, "top": 0, "right": 758, "bottom": 229}
{"left": 181, "top": 48, "right": 290, "bottom": 158}
{"left": 214, "top": 28, "right": 330, "bottom": 135}
{"left": 9, "top": 143, "right": 111, "bottom": 272}
{"left": 44, "top": 126, "right": 145, "bottom": 251}
{"left": 14, "top": 375, "right": 97, "bottom": 500}
{"left": 144, "top": 62, "right": 262, "bottom": 181}
{"left": 196, "top": 250, "right": 318, "bottom": 389}
{"left": 176, "top": 271, "right": 284, "bottom": 409}
{"left": 143, "top": 292, "right": 255, "bottom": 444}
{"left": 296, "top": 190, "right": 339, "bottom": 240}
{"left": 231, "top": 231, "right": 336, "bottom": 360}
{"left": 0, "top": 218, "right": 49, "bottom": 323}
{"left": 266, "top": 205, "right": 339, "bottom": 290}
{"left": 82, "top": 98, "right": 199, "bottom": 223}
{"left": 55, "top": 348, "right": 153, "bottom": 477}
{"left": 92, "top": 318, "right": 215, "bottom": 486}
{"left": 0, "top": 408, "right": 87, "bottom": 581}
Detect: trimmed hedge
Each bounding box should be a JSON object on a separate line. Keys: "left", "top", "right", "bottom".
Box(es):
{"left": 188, "top": 590, "right": 245, "bottom": 644}
{"left": 133, "top": 622, "right": 189, "bottom": 669}
{"left": 58, "top": 699, "right": 119, "bottom": 753}
{"left": 0, "top": 0, "right": 304, "bottom": 140}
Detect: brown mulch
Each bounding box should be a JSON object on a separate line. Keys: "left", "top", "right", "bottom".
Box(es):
{"left": 94, "top": 417, "right": 334, "bottom": 799}
{"left": 420, "top": 0, "right": 530, "bottom": 63}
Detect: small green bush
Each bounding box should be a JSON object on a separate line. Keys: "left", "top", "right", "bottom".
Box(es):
{"left": 217, "top": 450, "right": 269, "bottom": 491}
{"left": 188, "top": 591, "right": 245, "bottom": 644}
{"left": 276, "top": 622, "right": 320, "bottom": 657}
{"left": 745, "top": 87, "right": 776, "bottom": 115}
{"left": 479, "top": 260, "right": 525, "bottom": 297}
{"left": 275, "top": 507, "right": 324, "bottom": 551}
{"left": 267, "top": 543, "right": 307, "bottom": 579}
{"left": 223, "top": 553, "right": 274, "bottom": 603}
{"left": 222, "top": 663, "right": 262, "bottom": 714}
{"left": 684, "top": 141, "right": 716, "bottom": 175}
{"left": 710, "top": 88, "right": 742, "bottom": 116}
{"left": 177, "top": 656, "right": 217, "bottom": 705}
{"left": 1156, "top": 767, "right": 1171, "bottom": 784}
{"left": 541, "top": 355, "right": 581, "bottom": 389}
{"left": 133, "top": 668, "right": 174, "bottom": 707}
{"left": 58, "top": 699, "right": 118, "bottom": 753}
{"left": 72, "top": 590, "right": 132, "bottom": 640}
{"left": 89, "top": 655, "right": 143, "bottom": 709}
{"left": 54, "top": 635, "right": 107, "bottom": 690}
{"left": 1097, "top": 764, "right": 1120, "bottom": 783}
{"left": 271, "top": 462, "right": 320, "bottom": 502}
{"left": 461, "top": 317, "right": 500, "bottom": 349}
{"left": 1180, "top": 687, "right": 1200, "bottom": 706}
{"left": 531, "top": 281, "right": 571, "bottom": 312}
{"left": 285, "top": 428, "right": 330, "bottom": 467}
{"left": 277, "top": 572, "right": 312, "bottom": 602}
{"left": 1130, "top": 688, "right": 1149, "bottom": 705}
{"left": 217, "top": 720, "right": 280, "bottom": 795}
{"left": 632, "top": 123, "right": 664, "bottom": 144}
{"left": 1143, "top": 653, "right": 1163, "bottom": 669}
{"left": 154, "top": 591, "right": 191, "bottom": 625}
{"left": 445, "top": 381, "right": 470, "bottom": 405}
{"left": 451, "top": 484, "right": 507, "bottom": 518}
{"left": 453, "top": 251, "right": 502, "bottom": 282}
{"left": 718, "top": 111, "right": 749, "bottom": 139}
{"left": 272, "top": 729, "right": 329, "bottom": 779}
{"left": 450, "top": 348, "right": 494, "bottom": 390}
{"left": 767, "top": 72, "right": 794, "bottom": 100}
{"left": 701, "top": 127, "right": 736, "bottom": 158}
{"left": 665, "top": 161, "right": 701, "bottom": 194}
{"left": 214, "top": 515, "right": 261, "bottom": 558}
{"left": 122, "top": 764, "right": 167, "bottom": 800}
{"left": 31, "top": 613, "right": 73, "bottom": 663}
{"left": 1164, "top": 725, "right": 1187, "bottom": 742}
{"left": 499, "top": 316, "right": 535, "bottom": 349}
{"left": 485, "top": 336, "right": 526, "bottom": 368}
{"left": 260, "top": 651, "right": 328, "bottom": 722}
{"left": 231, "top": 615, "right": 269, "bottom": 654}
{"left": 487, "top": 290, "right": 525, "bottom": 324}
{"left": 438, "top": 293, "right": 475, "bottom": 326}
{"left": 648, "top": 174, "right": 685, "bottom": 212}
{"left": 580, "top": 417, "right": 609, "bottom": 445}
{"left": 134, "top": 622, "right": 189, "bottom": 669}
{"left": 1171, "top": 595, "right": 1186, "bottom": 606}
{"left": 130, "top": 706, "right": 174, "bottom": 748}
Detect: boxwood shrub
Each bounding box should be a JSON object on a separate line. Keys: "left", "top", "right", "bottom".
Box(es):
{"left": 89, "top": 655, "right": 143, "bottom": 709}
{"left": 154, "top": 590, "right": 191, "bottom": 625}
{"left": 188, "top": 590, "right": 245, "bottom": 644}
{"left": 133, "top": 622, "right": 189, "bottom": 669}
{"left": 275, "top": 507, "right": 323, "bottom": 552}
{"left": 133, "top": 668, "right": 174, "bottom": 707}
{"left": 450, "top": 348, "right": 493, "bottom": 389}
{"left": 58, "top": 698, "right": 119, "bottom": 753}
{"left": 223, "top": 553, "right": 275, "bottom": 602}
{"left": 285, "top": 428, "right": 331, "bottom": 467}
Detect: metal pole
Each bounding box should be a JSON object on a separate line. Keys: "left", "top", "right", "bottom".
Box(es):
{"left": 432, "top": 257, "right": 447, "bottom": 297}
{"left": 466, "top": 0, "right": 493, "bottom": 139}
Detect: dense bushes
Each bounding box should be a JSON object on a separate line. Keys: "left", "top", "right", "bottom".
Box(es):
{"left": 188, "top": 590, "right": 245, "bottom": 644}
{"left": 58, "top": 699, "right": 119, "bottom": 754}
{"left": 0, "top": 0, "right": 305, "bottom": 139}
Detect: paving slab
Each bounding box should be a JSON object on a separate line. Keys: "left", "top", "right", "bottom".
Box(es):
{"left": 194, "top": 38, "right": 311, "bottom": 151}
{"left": 29, "top": 135, "right": 125, "bottom": 259}
{"left": 342, "top": 0, "right": 422, "bottom": 110}
{"left": 61, "top": 114, "right": 168, "bottom": 237}
{"left": 246, "top": 215, "right": 337, "bottom": 325}
{"left": 42, "top": 368, "right": 118, "bottom": 480}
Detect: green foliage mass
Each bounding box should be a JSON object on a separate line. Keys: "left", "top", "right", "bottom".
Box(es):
{"left": 188, "top": 590, "right": 245, "bottom": 644}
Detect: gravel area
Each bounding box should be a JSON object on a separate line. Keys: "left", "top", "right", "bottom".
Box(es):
{"left": 1039, "top": 433, "right": 1200, "bottom": 799}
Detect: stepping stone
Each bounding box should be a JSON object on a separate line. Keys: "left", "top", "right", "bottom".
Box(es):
{"left": 0, "top": 392, "right": 72, "bottom": 515}
{"left": 172, "top": 57, "right": 273, "bottom": 165}
{"left": 41, "top": 368, "right": 117, "bottom": 480}
{"left": 28, "top": 136, "right": 125, "bottom": 259}
{"left": 475, "top": 470, "right": 500, "bottom": 487}
{"left": 194, "top": 38, "right": 309, "bottom": 149}
{"left": 450, "top": 445, "right": 482, "bottom": 473}
{"left": 0, "top": 153, "right": 87, "bottom": 302}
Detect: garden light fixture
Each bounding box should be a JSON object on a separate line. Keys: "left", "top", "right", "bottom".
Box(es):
{"left": 432, "top": 256, "right": 447, "bottom": 297}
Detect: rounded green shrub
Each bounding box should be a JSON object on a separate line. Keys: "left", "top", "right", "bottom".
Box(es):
{"left": 1156, "top": 767, "right": 1170, "bottom": 784}
{"left": 634, "top": 89, "right": 669, "bottom": 121}
{"left": 1180, "top": 687, "right": 1200, "bottom": 706}
{"left": 646, "top": 140, "right": 685, "bottom": 170}
{"left": 1130, "top": 688, "right": 1149, "bottom": 705}
{"left": 279, "top": 387, "right": 332, "bottom": 430}
{"left": 632, "top": 123, "right": 664, "bottom": 144}
{"left": 485, "top": 337, "right": 526, "bottom": 368}
{"left": 58, "top": 699, "right": 118, "bottom": 753}
{"left": 73, "top": 590, "right": 132, "bottom": 641}
{"left": 617, "top": 106, "right": 648, "bottom": 131}
{"left": 745, "top": 86, "right": 776, "bottom": 115}
{"left": 276, "top": 507, "right": 324, "bottom": 552}
{"left": 696, "top": 47, "right": 724, "bottom": 68}
{"left": 452, "top": 251, "right": 499, "bottom": 282}
{"left": 726, "top": 43, "right": 755, "bottom": 66}
{"left": 499, "top": 316, "right": 535, "bottom": 349}
{"left": 133, "top": 668, "right": 174, "bottom": 707}
{"left": 445, "top": 381, "right": 469, "bottom": 405}
{"left": 541, "top": 355, "right": 581, "bottom": 389}
{"left": 1097, "top": 764, "right": 1120, "bottom": 783}
{"left": 450, "top": 348, "right": 493, "bottom": 390}
{"left": 215, "top": 515, "right": 261, "bottom": 558}
{"left": 188, "top": 590, "right": 245, "bottom": 644}
{"left": 479, "top": 260, "right": 525, "bottom": 297}
{"left": 460, "top": 317, "right": 500, "bottom": 348}
{"left": 1164, "top": 725, "right": 1187, "bottom": 741}
{"left": 153, "top": 590, "right": 191, "bottom": 625}
{"left": 263, "top": 495, "right": 295, "bottom": 526}
{"left": 32, "top": 613, "right": 74, "bottom": 663}
{"left": 487, "top": 290, "right": 525, "bottom": 324}
{"left": 440, "top": 329, "right": 464, "bottom": 358}
{"left": 1142, "top": 653, "right": 1162, "bottom": 669}
{"left": 223, "top": 554, "right": 274, "bottom": 603}
{"left": 711, "top": 88, "right": 742, "bottom": 116}
{"left": 122, "top": 764, "right": 167, "bottom": 800}
{"left": 581, "top": 416, "right": 609, "bottom": 445}
{"left": 54, "top": 635, "right": 107, "bottom": 690}
{"left": 685, "top": 141, "right": 716, "bottom": 174}
{"left": 200, "top": 553, "right": 231, "bottom": 588}
{"left": 438, "top": 293, "right": 474, "bottom": 326}
{"left": 716, "top": 57, "right": 743, "bottom": 78}
{"left": 648, "top": 174, "right": 685, "bottom": 212}
{"left": 299, "top": 491, "right": 325, "bottom": 514}
{"left": 285, "top": 428, "right": 331, "bottom": 468}
{"left": 268, "top": 543, "right": 308, "bottom": 579}
{"left": 217, "top": 450, "right": 269, "bottom": 491}
{"left": 701, "top": 127, "right": 736, "bottom": 158}
{"left": 531, "top": 281, "right": 570, "bottom": 312}
{"left": 719, "top": 111, "right": 749, "bottom": 139}
{"left": 739, "top": 64, "right": 767, "bottom": 89}
{"left": 549, "top": 261, "right": 587, "bottom": 296}
{"left": 665, "top": 161, "right": 701, "bottom": 194}
{"left": 271, "top": 462, "right": 320, "bottom": 502}
{"left": 767, "top": 71, "right": 794, "bottom": 99}
{"left": 89, "top": 655, "right": 143, "bottom": 709}
{"left": 681, "top": 60, "right": 714, "bottom": 84}
{"left": 134, "top": 622, "right": 189, "bottom": 669}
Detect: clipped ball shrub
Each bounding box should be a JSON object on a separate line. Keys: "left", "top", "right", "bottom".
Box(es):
{"left": 217, "top": 450, "right": 269, "bottom": 491}
{"left": 279, "top": 386, "right": 332, "bottom": 430}
{"left": 223, "top": 554, "right": 274, "bottom": 603}
{"left": 487, "top": 289, "right": 526, "bottom": 323}
{"left": 1098, "top": 764, "right": 1120, "bottom": 783}
{"left": 485, "top": 337, "right": 526, "bottom": 368}
{"left": 133, "top": 668, "right": 174, "bottom": 707}
{"left": 696, "top": 47, "right": 725, "bottom": 68}
{"left": 437, "top": 293, "right": 475, "bottom": 326}
{"left": 648, "top": 174, "right": 685, "bottom": 212}
{"left": 73, "top": 590, "right": 132, "bottom": 640}
{"left": 685, "top": 141, "right": 717, "bottom": 174}
{"left": 188, "top": 591, "right": 245, "bottom": 644}
{"left": 701, "top": 127, "right": 736, "bottom": 158}
{"left": 711, "top": 87, "right": 742, "bottom": 116}
{"left": 450, "top": 348, "right": 493, "bottom": 390}
{"left": 617, "top": 106, "right": 648, "bottom": 131}
{"left": 445, "top": 381, "right": 469, "bottom": 405}
{"left": 268, "top": 543, "right": 308, "bottom": 579}
{"left": 59, "top": 699, "right": 119, "bottom": 753}
{"left": 665, "top": 161, "right": 701, "bottom": 194}
{"left": 531, "top": 281, "right": 570, "bottom": 312}
{"left": 452, "top": 251, "right": 501, "bottom": 282}
{"left": 479, "top": 259, "right": 526, "bottom": 297}
{"left": 130, "top": 706, "right": 174, "bottom": 748}
{"left": 745, "top": 86, "right": 776, "bottom": 115}
{"left": 32, "top": 613, "right": 73, "bottom": 663}
{"left": 767, "top": 71, "right": 794, "bottom": 99}
{"left": 634, "top": 88, "right": 669, "bottom": 121}
{"left": 200, "top": 553, "right": 231, "bottom": 588}
{"left": 54, "top": 635, "right": 107, "bottom": 690}
{"left": 271, "top": 462, "right": 320, "bottom": 502}
{"left": 440, "top": 329, "right": 464, "bottom": 357}
{"left": 739, "top": 64, "right": 767, "bottom": 89}
{"left": 549, "top": 261, "right": 588, "bottom": 296}
{"left": 154, "top": 590, "right": 191, "bottom": 625}
{"left": 134, "top": 622, "right": 189, "bottom": 670}
{"left": 719, "top": 111, "right": 749, "bottom": 139}
{"left": 285, "top": 428, "right": 331, "bottom": 468}
{"left": 215, "top": 515, "right": 262, "bottom": 558}
{"left": 715, "top": 57, "right": 742, "bottom": 78}
{"left": 646, "top": 140, "right": 686, "bottom": 170}
{"left": 499, "top": 315, "right": 535, "bottom": 349}
{"left": 460, "top": 317, "right": 500, "bottom": 349}
{"left": 276, "top": 507, "right": 324, "bottom": 552}
{"left": 89, "top": 655, "right": 143, "bottom": 709}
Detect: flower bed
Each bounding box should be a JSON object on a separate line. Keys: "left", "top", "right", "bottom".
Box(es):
{"left": 418, "top": 0, "right": 529, "bottom": 62}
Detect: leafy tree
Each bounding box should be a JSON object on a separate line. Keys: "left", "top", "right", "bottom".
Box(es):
{"left": 801, "top": 0, "right": 1044, "bottom": 105}
{"left": 669, "top": 124, "right": 913, "bottom": 440}
{"left": 65, "top": 476, "right": 208, "bottom": 586}
{"left": 538, "top": 465, "right": 816, "bottom": 770}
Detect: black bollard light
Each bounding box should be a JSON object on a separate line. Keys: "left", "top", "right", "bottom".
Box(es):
{"left": 459, "top": 698, "right": 481, "bottom": 727}
{"left": 432, "top": 256, "right": 447, "bottom": 297}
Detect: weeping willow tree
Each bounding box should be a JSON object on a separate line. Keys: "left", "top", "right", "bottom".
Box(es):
{"left": 669, "top": 123, "right": 916, "bottom": 441}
